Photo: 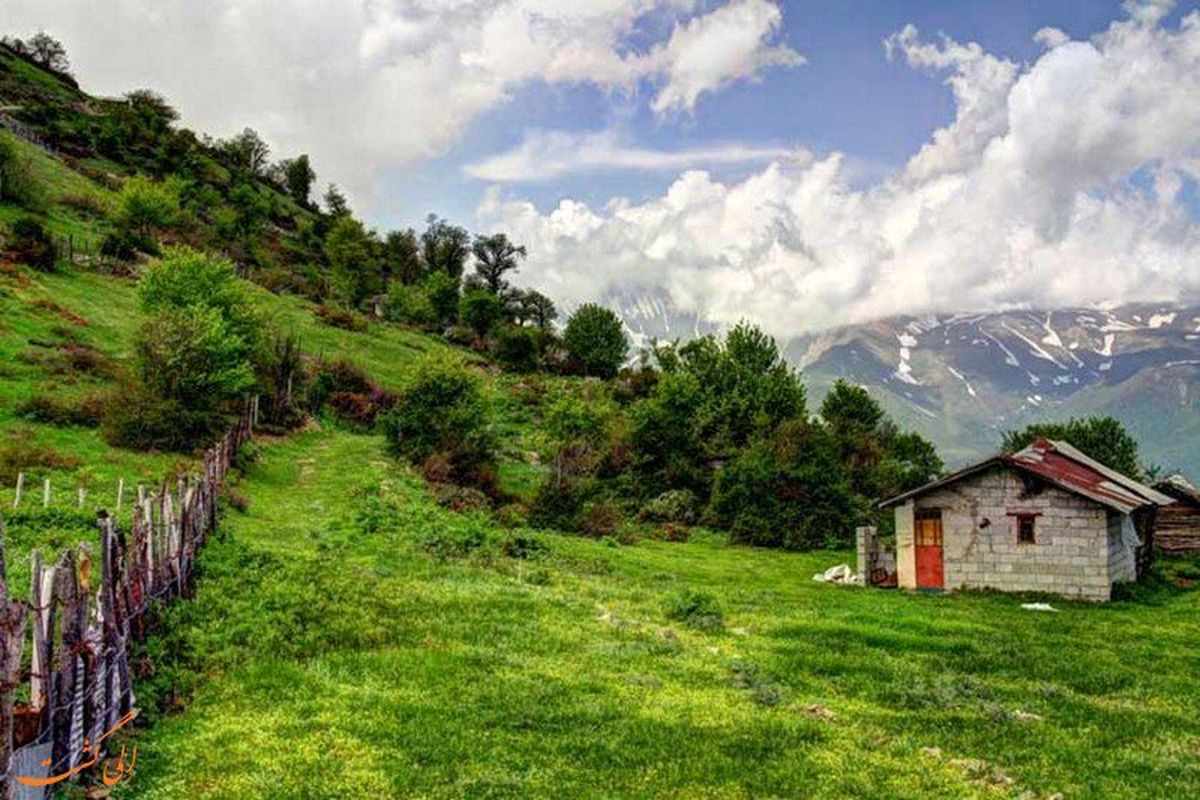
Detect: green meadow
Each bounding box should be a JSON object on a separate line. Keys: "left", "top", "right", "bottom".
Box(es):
{"left": 111, "top": 426, "right": 1200, "bottom": 799}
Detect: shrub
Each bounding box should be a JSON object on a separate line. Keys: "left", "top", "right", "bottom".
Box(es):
{"left": 422, "top": 270, "right": 460, "bottom": 326}
{"left": 494, "top": 503, "right": 530, "bottom": 529}
{"left": 495, "top": 324, "right": 540, "bottom": 372}
{"left": 458, "top": 287, "right": 504, "bottom": 339}
{"left": 562, "top": 303, "right": 628, "bottom": 378}
{"left": 100, "top": 229, "right": 152, "bottom": 261}
{"left": 382, "top": 281, "right": 435, "bottom": 327}
{"left": 314, "top": 303, "right": 368, "bottom": 332}
{"left": 306, "top": 358, "right": 373, "bottom": 412}
{"left": 417, "top": 521, "right": 491, "bottom": 559}
{"left": 327, "top": 389, "right": 396, "bottom": 430}
{"left": 379, "top": 357, "right": 496, "bottom": 482}
{"left": 16, "top": 392, "right": 105, "bottom": 427}
{"left": 0, "top": 436, "right": 82, "bottom": 484}
{"left": 709, "top": 419, "right": 856, "bottom": 550}
{"left": 102, "top": 383, "right": 228, "bottom": 452}
{"left": 6, "top": 218, "right": 56, "bottom": 271}
{"left": 111, "top": 175, "right": 180, "bottom": 241}
{"left": 58, "top": 192, "right": 108, "bottom": 217}
{"left": 662, "top": 523, "right": 691, "bottom": 543}
{"left": 639, "top": 489, "right": 698, "bottom": 525}
{"left": 499, "top": 531, "right": 547, "bottom": 559}
{"left": 665, "top": 591, "right": 724, "bottom": 632}
{"left": 577, "top": 500, "right": 624, "bottom": 538}
{"left": 433, "top": 484, "right": 492, "bottom": 514}
{"left": 529, "top": 478, "right": 588, "bottom": 531}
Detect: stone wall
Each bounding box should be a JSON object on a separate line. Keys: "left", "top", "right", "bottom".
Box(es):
{"left": 856, "top": 526, "right": 896, "bottom": 586}
{"left": 911, "top": 465, "right": 1114, "bottom": 601}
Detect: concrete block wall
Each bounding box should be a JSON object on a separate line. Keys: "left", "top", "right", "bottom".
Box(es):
{"left": 913, "top": 466, "right": 1114, "bottom": 601}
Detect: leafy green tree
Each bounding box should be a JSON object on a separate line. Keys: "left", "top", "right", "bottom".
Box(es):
{"left": 421, "top": 215, "right": 470, "bottom": 279}
{"left": 459, "top": 287, "right": 505, "bottom": 338}
{"left": 515, "top": 289, "right": 557, "bottom": 331}
{"left": 112, "top": 175, "right": 181, "bottom": 241}
{"left": 1002, "top": 416, "right": 1142, "bottom": 480}
{"left": 279, "top": 154, "right": 316, "bottom": 206}
{"left": 383, "top": 228, "right": 422, "bottom": 284}
{"left": 379, "top": 357, "right": 496, "bottom": 477}
{"left": 28, "top": 31, "right": 69, "bottom": 73}
{"left": 108, "top": 248, "right": 263, "bottom": 451}
{"left": 382, "top": 281, "right": 435, "bottom": 327}
{"left": 629, "top": 372, "right": 707, "bottom": 498}
{"left": 324, "top": 215, "right": 379, "bottom": 306}
{"left": 562, "top": 303, "right": 628, "bottom": 378}
{"left": 675, "top": 323, "right": 806, "bottom": 453}
{"left": 710, "top": 419, "right": 856, "bottom": 550}
{"left": 422, "top": 270, "right": 460, "bottom": 326}
{"left": 323, "top": 184, "right": 350, "bottom": 217}
{"left": 469, "top": 233, "right": 526, "bottom": 294}
{"left": 220, "top": 127, "right": 270, "bottom": 175}
{"left": 495, "top": 324, "right": 540, "bottom": 372}
{"left": 139, "top": 246, "right": 262, "bottom": 356}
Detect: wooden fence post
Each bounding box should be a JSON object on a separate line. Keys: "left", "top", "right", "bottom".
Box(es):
{"left": 10, "top": 475, "right": 21, "bottom": 511}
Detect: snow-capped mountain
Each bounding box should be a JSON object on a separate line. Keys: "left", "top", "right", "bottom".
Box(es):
{"left": 609, "top": 294, "right": 1200, "bottom": 477}
{"left": 790, "top": 305, "right": 1200, "bottom": 475}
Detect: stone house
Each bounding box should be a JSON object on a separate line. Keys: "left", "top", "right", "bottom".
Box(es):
{"left": 876, "top": 438, "right": 1171, "bottom": 601}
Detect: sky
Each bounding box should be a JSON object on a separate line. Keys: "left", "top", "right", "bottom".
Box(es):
{"left": 5, "top": 0, "right": 1200, "bottom": 336}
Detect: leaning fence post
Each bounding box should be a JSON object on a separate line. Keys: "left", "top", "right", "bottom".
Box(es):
{"left": 10, "top": 475, "right": 22, "bottom": 510}
{"left": 116, "top": 478, "right": 124, "bottom": 511}
{"left": 42, "top": 479, "right": 50, "bottom": 510}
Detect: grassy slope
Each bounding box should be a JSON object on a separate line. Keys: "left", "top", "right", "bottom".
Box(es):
{"left": 119, "top": 427, "right": 1200, "bottom": 799}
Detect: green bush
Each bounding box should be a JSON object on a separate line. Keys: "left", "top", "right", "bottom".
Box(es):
{"left": 6, "top": 217, "right": 56, "bottom": 270}
{"left": 382, "top": 281, "right": 435, "bottom": 327}
{"left": 562, "top": 303, "right": 628, "bottom": 378}
{"left": 314, "top": 303, "right": 368, "bottom": 332}
{"left": 379, "top": 358, "right": 496, "bottom": 481}
{"left": 458, "top": 287, "right": 505, "bottom": 339}
{"left": 422, "top": 270, "right": 460, "bottom": 326}
{"left": 709, "top": 419, "right": 856, "bottom": 550}
{"left": 102, "top": 382, "right": 227, "bottom": 452}
{"left": 111, "top": 175, "right": 181, "bottom": 242}
{"left": 494, "top": 324, "right": 540, "bottom": 372}
{"left": 16, "top": 392, "right": 106, "bottom": 427}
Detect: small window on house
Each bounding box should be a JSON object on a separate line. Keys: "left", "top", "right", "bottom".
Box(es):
{"left": 1016, "top": 514, "right": 1036, "bottom": 544}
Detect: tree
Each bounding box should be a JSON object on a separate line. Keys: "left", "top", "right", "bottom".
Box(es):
{"left": 323, "top": 184, "right": 351, "bottom": 217}
{"left": 562, "top": 303, "right": 628, "bottom": 378}
{"left": 629, "top": 372, "right": 707, "bottom": 498}
{"left": 710, "top": 419, "right": 856, "bottom": 550}
{"left": 470, "top": 233, "right": 526, "bottom": 294}
{"left": 107, "top": 248, "right": 263, "bottom": 451}
{"left": 382, "top": 281, "right": 435, "bottom": 327}
{"left": 379, "top": 357, "right": 496, "bottom": 480}
{"left": 27, "top": 32, "right": 69, "bottom": 73}
{"left": 280, "top": 154, "right": 316, "bottom": 207}
{"left": 516, "top": 289, "right": 557, "bottom": 331}
{"left": 124, "top": 90, "right": 178, "bottom": 133}
{"left": 221, "top": 128, "right": 270, "bottom": 176}
{"left": 422, "top": 270, "right": 461, "bottom": 326}
{"left": 655, "top": 323, "right": 806, "bottom": 453}
{"left": 111, "top": 175, "right": 181, "bottom": 243}
{"left": 421, "top": 215, "right": 470, "bottom": 278}
{"left": 324, "top": 216, "right": 379, "bottom": 306}
{"left": 1002, "top": 416, "right": 1142, "bottom": 480}
{"left": 138, "top": 246, "right": 262, "bottom": 355}
{"left": 459, "top": 287, "right": 505, "bottom": 338}
{"left": 383, "top": 228, "right": 422, "bottom": 284}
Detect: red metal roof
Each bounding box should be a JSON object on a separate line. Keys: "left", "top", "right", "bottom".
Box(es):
{"left": 880, "top": 438, "right": 1171, "bottom": 514}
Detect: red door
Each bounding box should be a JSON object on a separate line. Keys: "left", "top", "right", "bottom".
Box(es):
{"left": 915, "top": 511, "right": 944, "bottom": 589}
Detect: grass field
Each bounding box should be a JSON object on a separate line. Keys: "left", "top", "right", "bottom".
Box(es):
{"left": 114, "top": 426, "right": 1200, "bottom": 799}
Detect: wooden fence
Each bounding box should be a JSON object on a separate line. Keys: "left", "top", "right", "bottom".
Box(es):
{"left": 0, "top": 398, "right": 256, "bottom": 797}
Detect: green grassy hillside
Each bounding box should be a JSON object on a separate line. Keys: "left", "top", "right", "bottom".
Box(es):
{"left": 118, "top": 427, "right": 1200, "bottom": 799}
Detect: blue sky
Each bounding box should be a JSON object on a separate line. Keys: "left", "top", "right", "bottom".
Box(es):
{"left": 381, "top": 0, "right": 1198, "bottom": 228}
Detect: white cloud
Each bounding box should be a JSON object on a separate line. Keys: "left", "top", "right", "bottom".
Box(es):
{"left": 482, "top": 6, "right": 1200, "bottom": 337}
{"left": 3, "top": 1, "right": 801, "bottom": 207}
{"left": 647, "top": 0, "right": 803, "bottom": 114}
{"left": 463, "top": 128, "right": 803, "bottom": 181}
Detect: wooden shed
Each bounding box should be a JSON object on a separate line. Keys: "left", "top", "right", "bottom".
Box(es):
{"left": 1152, "top": 475, "right": 1200, "bottom": 553}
